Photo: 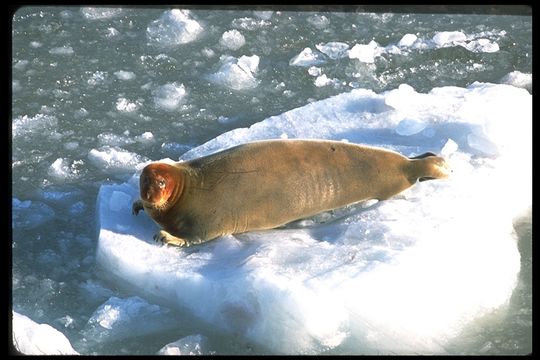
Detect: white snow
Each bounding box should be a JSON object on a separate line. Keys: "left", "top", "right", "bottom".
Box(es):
{"left": 146, "top": 9, "right": 203, "bottom": 47}
{"left": 157, "top": 335, "right": 210, "bottom": 355}
{"left": 96, "top": 83, "right": 530, "bottom": 354}
{"left": 12, "top": 311, "right": 79, "bottom": 355}
{"left": 220, "top": 29, "right": 245, "bottom": 50}
{"left": 289, "top": 47, "right": 326, "bottom": 67}
{"left": 152, "top": 82, "right": 187, "bottom": 111}
{"left": 208, "top": 55, "right": 260, "bottom": 90}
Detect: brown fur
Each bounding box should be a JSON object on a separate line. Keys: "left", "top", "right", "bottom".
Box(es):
{"left": 133, "top": 139, "right": 450, "bottom": 246}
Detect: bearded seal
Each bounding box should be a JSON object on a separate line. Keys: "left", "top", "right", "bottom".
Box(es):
{"left": 132, "top": 139, "right": 450, "bottom": 246}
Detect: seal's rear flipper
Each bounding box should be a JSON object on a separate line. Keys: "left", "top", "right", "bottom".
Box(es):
{"left": 409, "top": 152, "right": 437, "bottom": 160}
{"left": 419, "top": 176, "right": 436, "bottom": 182}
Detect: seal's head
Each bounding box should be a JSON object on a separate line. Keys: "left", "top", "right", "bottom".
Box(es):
{"left": 408, "top": 152, "right": 452, "bottom": 182}
{"left": 139, "top": 163, "right": 183, "bottom": 210}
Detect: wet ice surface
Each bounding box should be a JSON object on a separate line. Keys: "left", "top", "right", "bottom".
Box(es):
{"left": 11, "top": 7, "right": 531, "bottom": 355}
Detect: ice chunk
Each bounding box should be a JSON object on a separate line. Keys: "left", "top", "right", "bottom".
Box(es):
{"left": 461, "top": 38, "right": 499, "bottom": 53}
{"left": 208, "top": 55, "right": 259, "bottom": 90}
{"left": 12, "top": 311, "right": 79, "bottom": 355}
{"left": 231, "top": 17, "right": 271, "bottom": 31}
{"left": 49, "top": 46, "right": 74, "bottom": 55}
{"left": 47, "top": 158, "right": 85, "bottom": 183}
{"left": 499, "top": 71, "right": 532, "bottom": 92}
{"left": 307, "top": 66, "right": 322, "bottom": 77}
{"left": 315, "top": 42, "right": 349, "bottom": 59}
{"left": 220, "top": 29, "right": 245, "bottom": 50}
{"left": 307, "top": 14, "right": 330, "bottom": 29}
{"left": 80, "top": 7, "right": 122, "bottom": 20}
{"left": 114, "top": 70, "right": 136, "bottom": 81}
{"left": 146, "top": 9, "right": 203, "bottom": 46}
{"left": 82, "top": 296, "right": 179, "bottom": 344}
{"left": 432, "top": 31, "right": 467, "bottom": 46}
{"left": 253, "top": 10, "right": 273, "bottom": 20}
{"left": 87, "top": 146, "right": 149, "bottom": 174}
{"left": 314, "top": 74, "right": 338, "bottom": 87}
{"left": 395, "top": 119, "right": 427, "bottom": 136}
{"left": 157, "top": 335, "right": 210, "bottom": 355}
{"left": 116, "top": 97, "right": 140, "bottom": 113}
{"left": 152, "top": 82, "right": 187, "bottom": 111}
{"left": 12, "top": 114, "right": 57, "bottom": 138}
{"left": 289, "top": 47, "right": 326, "bottom": 67}
{"left": 348, "top": 41, "right": 382, "bottom": 63}
{"left": 135, "top": 131, "right": 155, "bottom": 144}
{"left": 97, "top": 83, "right": 529, "bottom": 354}
{"left": 12, "top": 198, "right": 55, "bottom": 230}
{"left": 398, "top": 33, "right": 418, "bottom": 47}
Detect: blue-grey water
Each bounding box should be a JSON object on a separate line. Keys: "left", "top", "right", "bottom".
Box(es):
{"left": 11, "top": 6, "right": 531, "bottom": 355}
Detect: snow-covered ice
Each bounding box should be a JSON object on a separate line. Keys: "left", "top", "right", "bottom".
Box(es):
{"left": 12, "top": 311, "right": 79, "bottom": 355}
{"left": 499, "top": 71, "right": 532, "bottom": 92}
{"left": 96, "top": 83, "right": 530, "bottom": 354}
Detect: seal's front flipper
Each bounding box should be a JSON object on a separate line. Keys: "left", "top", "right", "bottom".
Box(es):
{"left": 154, "top": 230, "right": 190, "bottom": 247}
{"left": 132, "top": 200, "right": 144, "bottom": 215}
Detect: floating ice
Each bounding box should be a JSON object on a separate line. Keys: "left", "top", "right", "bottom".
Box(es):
{"left": 12, "top": 311, "right": 79, "bottom": 355}
{"left": 97, "top": 83, "right": 530, "bottom": 354}
{"left": 152, "top": 82, "right": 187, "bottom": 111}
{"left": 348, "top": 41, "right": 383, "bottom": 63}
{"left": 82, "top": 296, "right": 179, "bottom": 344}
{"left": 114, "top": 70, "right": 136, "bottom": 81}
{"left": 97, "top": 132, "right": 135, "bottom": 147}
{"left": 208, "top": 55, "right": 260, "bottom": 90}
{"left": 314, "top": 74, "right": 338, "bottom": 87}
{"left": 80, "top": 7, "right": 122, "bottom": 20}
{"left": 253, "top": 10, "right": 273, "bottom": 20}
{"left": 432, "top": 31, "right": 467, "bottom": 46}
{"left": 49, "top": 46, "right": 74, "bottom": 55}
{"left": 231, "top": 17, "right": 271, "bottom": 31}
{"left": 146, "top": 9, "right": 203, "bottom": 47}
{"left": 307, "top": 14, "right": 330, "bottom": 29}
{"left": 307, "top": 66, "right": 322, "bottom": 77}
{"left": 289, "top": 47, "right": 326, "bottom": 67}
{"left": 47, "top": 158, "right": 85, "bottom": 183}
{"left": 220, "top": 29, "right": 245, "bottom": 50}
{"left": 116, "top": 98, "right": 140, "bottom": 113}
{"left": 87, "top": 146, "right": 149, "bottom": 174}
{"left": 315, "top": 42, "right": 349, "bottom": 59}
{"left": 461, "top": 38, "right": 499, "bottom": 53}
{"left": 135, "top": 131, "right": 155, "bottom": 145}
{"left": 12, "top": 114, "right": 58, "bottom": 138}
{"left": 157, "top": 335, "right": 210, "bottom": 355}
{"left": 398, "top": 33, "right": 418, "bottom": 47}
{"left": 12, "top": 198, "right": 55, "bottom": 230}
{"left": 499, "top": 71, "right": 532, "bottom": 92}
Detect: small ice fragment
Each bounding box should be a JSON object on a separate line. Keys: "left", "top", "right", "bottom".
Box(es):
{"left": 315, "top": 42, "right": 349, "bottom": 59}
{"left": 289, "top": 47, "right": 325, "bottom": 67}
{"left": 395, "top": 119, "right": 427, "bottom": 136}
{"left": 308, "top": 66, "right": 322, "bottom": 77}
{"left": 432, "top": 31, "right": 466, "bottom": 46}
{"left": 146, "top": 9, "right": 203, "bottom": 46}
{"left": 398, "top": 33, "right": 417, "bottom": 47}
{"left": 152, "top": 83, "right": 187, "bottom": 111}
{"left": 220, "top": 29, "right": 245, "bottom": 50}
{"left": 49, "top": 46, "right": 74, "bottom": 55}
{"left": 114, "top": 70, "right": 136, "bottom": 80}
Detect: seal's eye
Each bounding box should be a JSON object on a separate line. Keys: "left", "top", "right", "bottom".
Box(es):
{"left": 158, "top": 180, "right": 166, "bottom": 189}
